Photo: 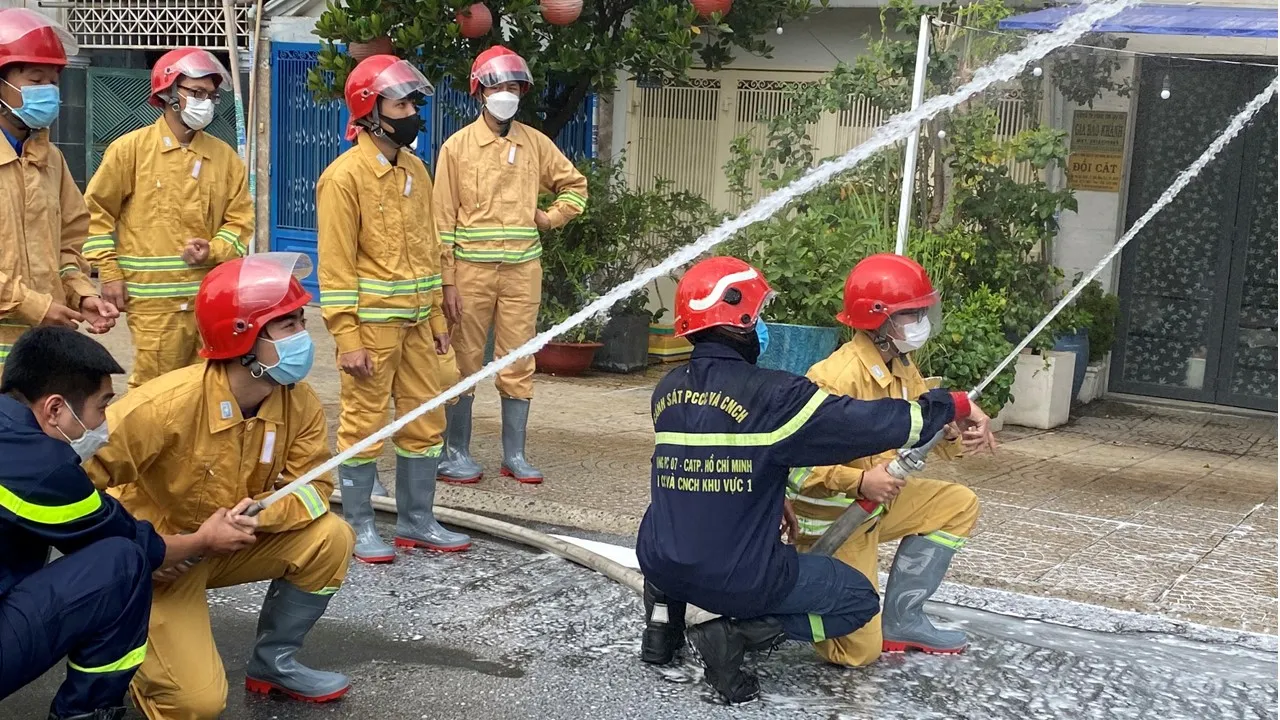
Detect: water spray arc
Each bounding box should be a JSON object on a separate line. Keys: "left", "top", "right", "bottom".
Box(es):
{"left": 244, "top": 0, "right": 1140, "bottom": 516}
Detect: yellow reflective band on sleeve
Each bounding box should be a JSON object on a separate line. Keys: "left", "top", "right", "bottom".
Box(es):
{"left": 439, "top": 230, "right": 456, "bottom": 245}
{"left": 59, "top": 264, "right": 80, "bottom": 277}
{"left": 905, "top": 401, "right": 924, "bottom": 448}
{"left": 213, "top": 230, "right": 247, "bottom": 257}
{"left": 82, "top": 235, "right": 116, "bottom": 254}
{"left": 319, "top": 290, "right": 360, "bottom": 307}
{"left": 787, "top": 467, "right": 811, "bottom": 494}
{"left": 808, "top": 614, "right": 826, "bottom": 643}
{"left": 556, "top": 191, "right": 587, "bottom": 211}
{"left": 654, "top": 390, "right": 829, "bottom": 448}
{"left": 290, "top": 484, "right": 328, "bottom": 520}
{"left": 0, "top": 484, "right": 103, "bottom": 525}
{"left": 69, "top": 642, "right": 147, "bottom": 674}
{"left": 923, "top": 530, "right": 967, "bottom": 551}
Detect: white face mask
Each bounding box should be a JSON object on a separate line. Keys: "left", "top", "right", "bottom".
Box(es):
{"left": 55, "top": 404, "right": 110, "bottom": 461}
{"left": 892, "top": 315, "right": 932, "bottom": 354}
{"left": 485, "top": 91, "right": 520, "bottom": 123}
{"left": 181, "top": 97, "right": 216, "bottom": 131}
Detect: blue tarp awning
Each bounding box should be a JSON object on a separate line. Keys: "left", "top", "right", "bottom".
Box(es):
{"left": 998, "top": 4, "right": 1278, "bottom": 38}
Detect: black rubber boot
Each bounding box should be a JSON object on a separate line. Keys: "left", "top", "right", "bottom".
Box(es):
{"left": 685, "top": 617, "right": 785, "bottom": 704}
{"left": 641, "top": 580, "right": 686, "bottom": 665}
{"left": 49, "top": 710, "right": 126, "bottom": 720}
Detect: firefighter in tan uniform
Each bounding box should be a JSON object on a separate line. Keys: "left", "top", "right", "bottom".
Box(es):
{"left": 84, "top": 48, "right": 253, "bottom": 388}
{"left": 83, "top": 253, "right": 356, "bottom": 718}
{"left": 788, "top": 254, "right": 994, "bottom": 668}
{"left": 317, "top": 55, "right": 471, "bottom": 563}
{"left": 0, "top": 9, "right": 117, "bottom": 374}
{"left": 432, "top": 45, "right": 588, "bottom": 485}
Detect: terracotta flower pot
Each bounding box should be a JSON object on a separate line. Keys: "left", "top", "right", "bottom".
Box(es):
{"left": 348, "top": 36, "right": 394, "bottom": 61}
{"left": 535, "top": 341, "right": 603, "bottom": 377}
{"left": 692, "top": 0, "right": 732, "bottom": 19}
{"left": 457, "top": 2, "right": 493, "bottom": 38}
{"left": 542, "top": 0, "right": 583, "bottom": 25}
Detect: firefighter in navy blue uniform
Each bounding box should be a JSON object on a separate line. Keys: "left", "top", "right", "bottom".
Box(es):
{"left": 0, "top": 326, "right": 253, "bottom": 720}
{"left": 635, "top": 257, "right": 992, "bottom": 705}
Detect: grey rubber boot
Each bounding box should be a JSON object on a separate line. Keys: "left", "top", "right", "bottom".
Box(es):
{"left": 244, "top": 579, "right": 350, "bottom": 702}
{"left": 499, "top": 397, "right": 543, "bottom": 484}
{"left": 438, "top": 396, "right": 483, "bottom": 484}
{"left": 393, "top": 455, "right": 471, "bottom": 552}
{"left": 339, "top": 463, "right": 395, "bottom": 564}
{"left": 371, "top": 477, "right": 390, "bottom": 497}
{"left": 881, "top": 534, "right": 968, "bottom": 654}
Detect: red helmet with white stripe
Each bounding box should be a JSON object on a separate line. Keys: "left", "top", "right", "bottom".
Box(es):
{"left": 673, "top": 257, "right": 774, "bottom": 338}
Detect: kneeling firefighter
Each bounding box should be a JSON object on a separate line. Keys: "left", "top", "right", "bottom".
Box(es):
{"left": 635, "top": 256, "right": 995, "bottom": 704}
{"left": 790, "top": 253, "right": 995, "bottom": 666}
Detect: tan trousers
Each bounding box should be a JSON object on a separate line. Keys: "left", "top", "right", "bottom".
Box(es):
{"left": 129, "top": 513, "right": 354, "bottom": 720}
{"left": 795, "top": 477, "right": 978, "bottom": 667}
{"left": 453, "top": 259, "right": 541, "bottom": 400}
{"left": 337, "top": 321, "right": 457, "bottom": 461}
{"left": 127, "top": 311, "right": 202, "bottom": 389}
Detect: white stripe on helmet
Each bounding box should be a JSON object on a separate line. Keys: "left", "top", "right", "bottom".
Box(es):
{"left": 687, "top": 269, "right": 759, "bottom": 312}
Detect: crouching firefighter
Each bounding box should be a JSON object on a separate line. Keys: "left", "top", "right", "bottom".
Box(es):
{"left": 82, "top": 253, "right": 357, "bottom": 719}
{"left": 0, "top": 327, "right": 253, "bottom": 720}
{"left": 635, "top": 256, "right": 994, "bottom": 704}
{"left": 790, "top": 253, "right": 995, "bottom": 667}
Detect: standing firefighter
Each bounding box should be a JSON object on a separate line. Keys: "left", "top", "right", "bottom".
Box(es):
{"left": 0, "top": 9, "right": 117, "bottom": 374}
{"left": 318, "top": 54, "right": 471, "bottom": 563}
{"left": 789, "top": 254, "right": 993, "bottom": 666}
{"left": 432, "top": 45, "right": 588, "bottom": 485}
{"left": 84, "top": 48, "right": 253, "bottom": 388}
{"left": 83, "top": 253, "right": 356, "bottom": 718}
{"left": 635, "top": 257, "right": 994, "bottom": 704}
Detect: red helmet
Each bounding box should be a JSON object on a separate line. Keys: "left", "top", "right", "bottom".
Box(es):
{"left": 343, "top": 54, "right": 433, "bottom": 141}
{"left": 673, "top": 257, "right": 774, "bottom": 338}
{"left": 837, "top": 253, "right": 939, "bottom": 331}
{"left": 149, "top": 48, "right": 231, "bottom": 108}
{"left": 469, "top": 45, "right": 532, "bottom": 96}
{"left": 0, "top": 9, "right": 76, "bottom": 71}
{"left": 196, "top": 252, "right": 313, "bottom": 360}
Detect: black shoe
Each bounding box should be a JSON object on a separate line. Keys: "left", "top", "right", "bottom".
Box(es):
{"left": 685, "top": 617, "right": 785, "bottom": 704}
{"left": 49, "top": 709, "right": 127, "bottom": 720}
{"left": 641, "top": 580, "right": 686, "bottom": 665}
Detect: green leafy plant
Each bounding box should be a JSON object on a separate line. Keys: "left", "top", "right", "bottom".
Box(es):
{"left": 310, "top": 0, "right": 824, "bottom": 140}
{"left": 916, "top": 285, "right": 1017, "bottom": 413}
{"left": 538, "top": 156, "right": 719, "bottom": 340}
{"left": 1074, "top": 279, "right": 1120, "bottom": 363}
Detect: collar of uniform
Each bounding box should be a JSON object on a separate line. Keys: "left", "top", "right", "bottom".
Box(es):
{"left": 851, "top": 331, "right": 897, "bottom": 389}
{"left": 204, "top": 362, "right": 286, "bottom": 434}
{"left": 472, "top": 116, "right": 526, "bottom": 147}
{"left": 0, "top": 131, "right": 17, "bottom": 166}
{"left": 155, "top": 116, "right": 214, "bottom": 158}
{"left": 356, "top": 132, "right": 398, "bottom": 178}
{"left": 0, "top": 129, "right": 49, "bottom": 167}
{"left": 0, "top": 394, "right": 40, "bottom": 430}
{"left": 690, "top": 341, "right": 746, "bottom": 363}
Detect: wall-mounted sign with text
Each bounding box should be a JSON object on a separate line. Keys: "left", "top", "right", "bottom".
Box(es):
{"left": 1067, "top": 110, "right": 1127, "bottom": 192}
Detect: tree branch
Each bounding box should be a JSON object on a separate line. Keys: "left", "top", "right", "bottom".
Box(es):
{"left": 543, "top": 76, "right": 593, "bottom": 142}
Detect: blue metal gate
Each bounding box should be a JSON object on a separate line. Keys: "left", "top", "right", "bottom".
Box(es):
{"left": 268, "top": 41, "right": 597, "bottom": 296}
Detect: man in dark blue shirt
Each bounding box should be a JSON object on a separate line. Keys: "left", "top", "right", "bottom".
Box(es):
{"left": 0, "top": 327, "right": 253, "bottom": 719}
{"left": 636, "top": 257, "right": 991, "bottom": 704}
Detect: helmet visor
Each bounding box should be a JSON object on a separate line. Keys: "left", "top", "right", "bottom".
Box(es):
{"left": 170, "top": 49, "right": 232, "bottom": 88}
{"left": 370, "top": 59, "right": 434, "bottom": 100}
{"left": 472, "top": 53, "right": 532, "bottom": 90}
{"left": 233, "top": 252, "right": 312, "bottom": 316}
{"left": 0, "top": 9, "right": 78, "bottom": 57}
{"left": 883, "top": 301, "right": 942, "bottom": 346}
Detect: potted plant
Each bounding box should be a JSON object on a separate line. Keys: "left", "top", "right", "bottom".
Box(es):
{"left": 533, "top": 296, "right": 605, "bottom": 377}
{"left": 1073, "top": 280, "right": 1120, "bottom": 403}
{"left": 539, "top": 158, "right": 719, "bottom": 374}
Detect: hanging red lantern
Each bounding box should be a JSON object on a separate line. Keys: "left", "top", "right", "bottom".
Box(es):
{"left": 457, "top": 2, "right": 493, "bottom": 38}
{"left": 692, "top": 0, "right": 732, "bottom": 19}
{"left": 542, "top": 0, "right": 583, "bottom": 26}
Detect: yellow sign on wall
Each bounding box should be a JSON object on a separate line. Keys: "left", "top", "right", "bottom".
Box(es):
{"left": 1067, "top": 152, "right": 1124, "bottom": 192}
{"left": 1070, "top": 110, "right": 1128, "bottom": 154}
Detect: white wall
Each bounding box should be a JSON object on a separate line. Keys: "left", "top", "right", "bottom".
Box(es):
{"left": 724, "top": 8, "right": 881, "bottom": 72}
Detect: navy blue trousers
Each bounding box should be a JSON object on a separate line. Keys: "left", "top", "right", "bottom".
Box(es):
{"left": 0, "top": 537, "right": 153, "bottom": 718}
{"left": 756, "top": 554, "right": 879, "bottom": 643}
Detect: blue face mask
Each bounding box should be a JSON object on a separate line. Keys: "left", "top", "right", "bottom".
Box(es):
{"left": 755, "top": 319, "right": 770, "bottom": 355}
{"left": 261, "top": 331, "right": 315, "bottom": 386}
{"left": 3, "top": 81, "right": 60, "bottom": 130}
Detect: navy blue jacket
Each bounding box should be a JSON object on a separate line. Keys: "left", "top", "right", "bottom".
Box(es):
{"left": 636, "top": 342, "right": 965, "bottom": 618}
{"left": 0, "top": 395, "right": 166, "bottom": 598}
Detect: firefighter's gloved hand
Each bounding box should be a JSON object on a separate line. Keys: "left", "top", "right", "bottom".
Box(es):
{"left": 183, "top": 237, "right": 212, "bottom": 266}
{"left": 860, "top": 463, "right": 904, "bottom": 504}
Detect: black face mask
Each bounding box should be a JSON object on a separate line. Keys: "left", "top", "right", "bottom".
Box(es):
{"left": 380, "top": 113, "right": 423, "bottom": 148}
{"left": 692, "top": 327, "right": 761, "bottom": 365}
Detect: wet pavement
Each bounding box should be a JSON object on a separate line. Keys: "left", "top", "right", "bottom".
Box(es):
{"left": 5, "top": 523, "right": 1276, "bottom": 720}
